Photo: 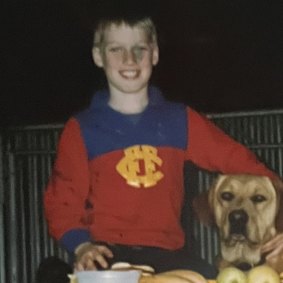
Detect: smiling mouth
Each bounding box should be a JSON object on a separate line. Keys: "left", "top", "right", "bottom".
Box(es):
{"left": 120, "top": 70, "right": 139, "bottom": 79}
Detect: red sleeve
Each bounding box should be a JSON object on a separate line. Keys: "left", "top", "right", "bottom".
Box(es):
{"left": 44, "top": 118, "right": 90, "bottom": 240}
{"left": 186, "top": 108, "right": 278, "bottom": 179}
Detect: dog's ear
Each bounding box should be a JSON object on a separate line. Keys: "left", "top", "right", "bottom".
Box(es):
{"left": 192, "top": 175, "right": 228, "bottom": 226}
{"left": 192, "top": 191, "right": 215, "bottom": 226}
{"left": 272, "top": 177, "right": 283, "bottom": 193}
{"left": 272, "top": 177, "right": 283, "bottom": 232}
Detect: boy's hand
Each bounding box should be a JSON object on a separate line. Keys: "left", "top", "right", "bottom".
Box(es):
{"left": 74, "top": 242, "right": 114, "bottom": 271}
{"left": 261, "top": 233, "right": 283, "bottom": 259}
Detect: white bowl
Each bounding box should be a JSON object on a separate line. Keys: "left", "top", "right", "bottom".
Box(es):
{"left": 75, "top": 270, "right": 141, "bottom": 283}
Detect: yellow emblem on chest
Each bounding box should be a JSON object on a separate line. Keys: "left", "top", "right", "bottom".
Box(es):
{"left": 116, "top": 145, "right": 164, "bottom": 188}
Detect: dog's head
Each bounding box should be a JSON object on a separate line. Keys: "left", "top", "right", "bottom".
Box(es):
{"left": 193, "top": 174, "right": 283, "bottom": 268}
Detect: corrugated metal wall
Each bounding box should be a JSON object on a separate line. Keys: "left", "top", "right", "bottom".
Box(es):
{"left": 1, "top": 125, "right": 69, "bottom": 283}
{"left": 0, "top": 109, "right": 283, "bottom": 283}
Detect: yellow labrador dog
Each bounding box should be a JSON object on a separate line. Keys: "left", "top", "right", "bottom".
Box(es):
{"left": 193, "top": 174, "right": 283, "bottom": 273}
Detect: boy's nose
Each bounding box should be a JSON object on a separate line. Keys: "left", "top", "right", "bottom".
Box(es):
{"left": 123, "top": 50, "right": 137, "bottom": 64}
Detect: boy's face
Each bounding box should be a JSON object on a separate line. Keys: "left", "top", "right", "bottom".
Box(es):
{"left": 92, "top": 23, "right": 159, "bottom": 96}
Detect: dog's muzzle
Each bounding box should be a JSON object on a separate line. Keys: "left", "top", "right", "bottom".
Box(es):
{"left": 229, "top": 209, "right": 248, "bottom": 237}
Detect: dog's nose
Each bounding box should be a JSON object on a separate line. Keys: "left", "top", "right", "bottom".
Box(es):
{"left": 229, "top": 209, "right": 248, "bottom": 235}
{"left": 229, "top": 209, "right": 248, "bottom": 224}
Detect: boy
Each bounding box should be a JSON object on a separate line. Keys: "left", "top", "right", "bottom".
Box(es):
{"left": 44, "top": 14, "right": 282, "bottom": 279}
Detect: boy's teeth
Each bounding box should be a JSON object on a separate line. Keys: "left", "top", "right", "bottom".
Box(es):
{"left": 121, "top": 71, "right": 138, "bottom": 78}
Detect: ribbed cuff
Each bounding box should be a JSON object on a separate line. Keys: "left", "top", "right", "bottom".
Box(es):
{"left": 59, "top": 229, "right": 91, "bottom": 253}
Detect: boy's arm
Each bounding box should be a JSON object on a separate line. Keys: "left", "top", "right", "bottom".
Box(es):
{"left": 186, "top": 108, "right": 278, "bottom": 179}
{"left": 44, "top": 118, "right": 91, "bottom": 253}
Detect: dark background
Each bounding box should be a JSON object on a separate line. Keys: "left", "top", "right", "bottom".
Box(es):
{"left": 2, "top": 0, "right": 283, "bottom": 126}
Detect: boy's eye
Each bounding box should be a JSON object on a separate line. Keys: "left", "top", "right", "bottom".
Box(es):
{"left": 134, "top": 46, "right": 148, "bottom": 52}
{"left": 109, "top": 47, "right": 123, "bottom": 52}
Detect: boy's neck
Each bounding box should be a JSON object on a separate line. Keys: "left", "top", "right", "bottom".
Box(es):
{"left": 108, "top": 90, "right": 149, "bottom": 114}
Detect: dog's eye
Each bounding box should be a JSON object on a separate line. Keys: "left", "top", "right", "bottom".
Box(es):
{"left": 221, "top": 192, "right": 234, "bottom": 201}
{"left": 250, "top": 194, "right": 266, "bottom": 203}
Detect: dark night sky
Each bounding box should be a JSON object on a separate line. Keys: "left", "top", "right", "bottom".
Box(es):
{"left": 2, "top": 0, "right": 283, "bottom": 126}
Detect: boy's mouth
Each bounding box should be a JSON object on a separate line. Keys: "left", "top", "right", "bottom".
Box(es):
{"left": 120, "top": 70, "right": 139, "bottom": 79}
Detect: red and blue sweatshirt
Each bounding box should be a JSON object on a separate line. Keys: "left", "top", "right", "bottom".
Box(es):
{"left": 44, "top": 86, "right": 277, "bottom": 253}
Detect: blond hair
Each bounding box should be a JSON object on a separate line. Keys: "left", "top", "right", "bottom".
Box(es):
{"left": 93, "top": 17, "right": 158, "bottom": 48}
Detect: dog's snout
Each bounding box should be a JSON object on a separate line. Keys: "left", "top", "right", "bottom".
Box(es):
{"left": 228, "top": 209, "right": 249, "bottom": 236}
{"left": 229, "top": 209, "right": 248, "bottom": 224}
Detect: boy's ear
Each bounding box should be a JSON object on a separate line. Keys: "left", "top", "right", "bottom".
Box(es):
{"left": 152, "top": 45, "right": 159, "bottom": 66}
{"left": 92, "top": 47, "right": 104, "bottom": 68}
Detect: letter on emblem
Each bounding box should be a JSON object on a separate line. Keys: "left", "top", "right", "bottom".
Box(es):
{"left": 116, "top": 145, "right": 164, "bottom": 188}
